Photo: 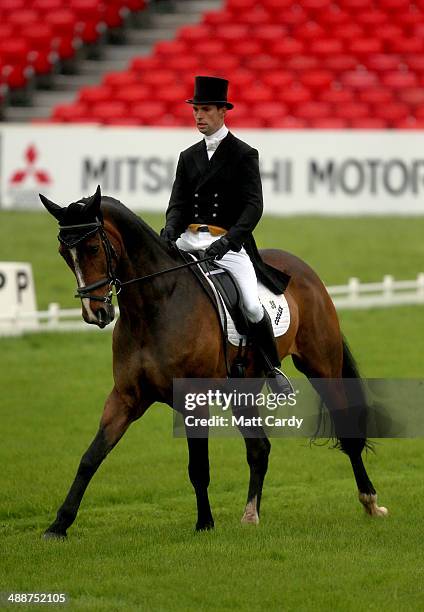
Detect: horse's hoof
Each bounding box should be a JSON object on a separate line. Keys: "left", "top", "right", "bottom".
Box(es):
{"left": 195, "top": 521, "right": 214, "bottom": 532}
{"left": 359, "top": 493, "right": 389, "bottom": 517}
{"left": 43, "top": 530, "right": 67, "bottom": 540}
{"left": 241, "top": 511, "right": 259, "bottom": 525}
{"left": 241, "top": 498, "right": 259, "bottom": 525}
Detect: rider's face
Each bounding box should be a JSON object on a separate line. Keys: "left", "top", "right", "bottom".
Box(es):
{"left": 193, "top": 104, "right": 227, "bottom": 136}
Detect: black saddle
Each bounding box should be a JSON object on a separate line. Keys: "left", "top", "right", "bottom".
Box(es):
{"left": 178, "top": 249, "right": 250, "bottom": 337}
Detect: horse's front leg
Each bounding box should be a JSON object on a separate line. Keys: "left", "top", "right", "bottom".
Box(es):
{"left": 44, "top": 387, "right": 147, "bottom": 539}
{"left": 185, "top": 432, "right": 214, "bottom": 531}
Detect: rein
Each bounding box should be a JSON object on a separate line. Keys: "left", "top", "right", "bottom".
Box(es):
{"left": 59, "top": 220, "right": 214, "bottom": 304}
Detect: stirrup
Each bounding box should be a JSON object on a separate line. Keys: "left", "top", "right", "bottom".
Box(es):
{"left": 266, "top": 367, "right": 294, "bottom": 396}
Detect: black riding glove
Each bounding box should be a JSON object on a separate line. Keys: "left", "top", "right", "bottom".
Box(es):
{"left": 160, "top": 227, "right": 178, "bottom": 253}
{"left": 204, "top": 236, "right": 231, "bottom": 261}
{"left": 160, "top": 227, "right": 177, "bottom": 242}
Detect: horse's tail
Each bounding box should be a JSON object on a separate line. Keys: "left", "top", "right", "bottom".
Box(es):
{"left": 312, "top": 336, "right": 372, "bottom": 454}
{"left": 337, "top": 336, "right": 373, "bottom": 454}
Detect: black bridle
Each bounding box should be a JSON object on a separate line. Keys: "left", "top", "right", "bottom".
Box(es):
{"left": 59, "top": 220, "right": 214, "bottom": 304}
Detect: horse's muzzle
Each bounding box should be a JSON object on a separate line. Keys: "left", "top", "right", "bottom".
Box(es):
{"left": 84, "top": 303, "right": 115, "bottom": 328}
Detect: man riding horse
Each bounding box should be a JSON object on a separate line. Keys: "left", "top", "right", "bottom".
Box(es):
{"left": 161, "top": 76, "right": 292, "bottom": 390}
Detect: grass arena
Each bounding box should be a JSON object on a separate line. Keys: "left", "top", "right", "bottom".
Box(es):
{"left": 1, "top": 210, "right": 423, "bottom": 611}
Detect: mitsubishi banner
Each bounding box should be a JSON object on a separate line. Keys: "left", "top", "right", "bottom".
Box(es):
{"left": 1, "top": 124, "right": 423, "bottom": 215}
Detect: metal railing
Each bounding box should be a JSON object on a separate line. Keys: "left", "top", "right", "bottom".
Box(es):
{"left": 1, "top": 273, "right": 424, "bottom": 337}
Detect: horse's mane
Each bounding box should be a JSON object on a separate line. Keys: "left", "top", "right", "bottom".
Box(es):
{"left": 100, "top": 196, "right": 167, "bottom": 254}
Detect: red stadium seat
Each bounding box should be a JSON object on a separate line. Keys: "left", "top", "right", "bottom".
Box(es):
{"left": 320, "top": 88, "right": 354, "bottom": 103}
{"left": 404, "top": 55, "right": 424, "bottom": 73}
{"left": 286, "top": 55, "right": 319, "bottom": 71}
{"left": 349, "top": 38, "right": 383, "bottom": 56}
{"left": 293, "top": 21, "right": 327, "bottom": 42}
{"left": 154, "top": 40, "right": 187, "bottom": 58}
{"left": 202, "top": 10, "right": 234, "bottom": 27}
{"left": 341, "top": 70, "right": 378, "bottom": 89}
{"left": 102, "top": 71, "right": 139, "bottom": 88}
{"left": 78, "top": 85, "right": 112, "bottom": 105}
{"left": 323, "top": 54, "right": 357, "bottom": 72}
{"left": 270, "top": 38, "right": 305, "bottom": 59}
{"left": 398, "top": 88, "right": 424, "bottom": 106}
{"left": 237, "top": 8, "right": 273, "bottom": 26}
{"left": 356, "top": 9, "right": 388, "bottom": 29}
{"left": 375, "top": 24, "right": 403, "bottom": 42}
{"left": 238, "top": 83, "right": 273, "bottom": 104}
{"left": 375, "top": 102, "right": 409, "bottom": 122}
{"left": 130, "top": 102, "right": 166, "bottom": 124}
{"left": 310, "top": 118, "right": 349, "bottom": 128}
{"left": 350, "top": 118, "right": 387, "bottom": 128}
{"left": 245, "top": 55, "right": 280, "bottom": 74}
{"left": 335, "top": 102, "right": 369, "bottom": 120}
{"left": 299, "top": 70, "right": 333, "bottom": 90}
{"left": 251, "top": 102, "right": 288, "bottom": 126}
{"left": 226, "top": 0, "right": 256, "bottom": 10}
{"left": 141, "top": 69, "right": 176, "bottom": 88}
{"left": 191, "top": 40, "right": 226, "bottom": 58}
{"left": 358, "top": 88, "right": 393, "bottom": 104}
{"left": 279, "top": 84, "right": 312, "bottom": 106}
{"left": 382, "top": 72, "right": 417, "bottom": 89}
{"left": 296, "top": 101, "right": 331, "bottom": 120}
{"left": 251, "top": 25, "right": 287, "bottom": 52}
{"left": 226, "top": 117, "right": 265, "bottom": 128}
{"left": 166, "top": 55, "right": 199, "bottom": 73}
{"left": 270, "top": 116, "right": 308, "bottom": 129}
{"left": 52, "top": 102, "right": 89, "bottom": 121}
{"left": 319, "top": 6, "right": 351, "bottom": 26}
{"left": 310, "top": 38, "right": 344, "bottom": 56}
{"left": 225, "top": 69, "right": 256, "bottom": 90}
{"left": 92, "top": 101, "right": 127, "bottom": 123}
{"left": 115, "top": 84, "right": 150, "bottom": 105}
{"left": 335, "top": 23, "right": 364, "bottom": 42}
{"left": 231, "top": 40, "right": 263, "bottom": 59}
{"left": 213, "top": 24, "right": 249, "bottom": 45}
{"left": 177, "top": 25, "right": 211, "bottom": 44}
{"left": 130, "top": 56, "right": 162, "bottom": 74}
{"left": 388, "top": 37, "right": 423, "bottom": 54}
{"left": 204, "top": 56, "right": 239, "bottom": 73}
{"left": 262, "top": 71, "right": 294, "bottom": 90}
{"left": 394, "top": 117, "right": 424, "bottom": 129}
{"left": 364, "top": 55, "right": 401, "bottom": 72}
{"left": 275, "top": 5, "right": 308, "bottom": 26}
{"left": 156, "top": 85, "right": 190, "bottom": 107}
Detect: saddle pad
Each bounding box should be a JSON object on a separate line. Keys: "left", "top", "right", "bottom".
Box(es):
{"left": 196, "top": 257, "right": 290, "bottom": 347}
{"left": 224, "top": 284, "right": 291, "bottom": 347}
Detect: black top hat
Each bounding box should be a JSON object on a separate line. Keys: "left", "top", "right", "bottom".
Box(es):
{"left": 186, "top": 76, "right": 234, "bottom": 109}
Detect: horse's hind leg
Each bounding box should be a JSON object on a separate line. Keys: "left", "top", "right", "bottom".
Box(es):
{"left": 44, "top": 387, "right": 147, "bottom": 539}
{"left": 292, "top": 350, "right": 388, "bottom": 517}
{"left": 232, "top": 399, "right": 271, "bottom": 525}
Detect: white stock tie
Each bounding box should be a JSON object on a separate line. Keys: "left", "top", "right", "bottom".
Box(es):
{"left": 206, "top": 138, "right": 220, "bottom": 152}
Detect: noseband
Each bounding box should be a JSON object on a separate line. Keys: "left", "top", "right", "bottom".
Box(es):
{"left": 59, "top": 219, "right": 120, "bottom": 305}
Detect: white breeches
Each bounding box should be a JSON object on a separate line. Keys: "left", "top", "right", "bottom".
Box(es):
{"left": 176, "top": 229, "right": 263, "bottom": 323}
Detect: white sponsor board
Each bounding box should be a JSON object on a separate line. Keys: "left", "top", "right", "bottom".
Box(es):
{"left": 0, "top": 262, "right": 38, "bottom": 334}
{"left": 1, "top": 124, "right": 424, "bottom": 215}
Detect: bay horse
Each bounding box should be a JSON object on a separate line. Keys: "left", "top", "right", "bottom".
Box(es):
{"left": 40, "top": 187, "right": 387, "bottom": 538}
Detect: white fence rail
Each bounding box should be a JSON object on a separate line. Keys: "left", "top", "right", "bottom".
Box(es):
{"left": 1, "top": 274, "right": 424, "bottom": 337}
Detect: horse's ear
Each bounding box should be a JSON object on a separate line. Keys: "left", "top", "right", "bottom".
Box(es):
{"left": 83, "top": 185, "right": 102, "bottom": 218}
{"left": 39, "top": 194, "right": 64, "bottom": 221}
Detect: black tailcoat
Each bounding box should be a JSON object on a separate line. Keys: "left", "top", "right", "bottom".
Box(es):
{"left": 165, "top": 132, "right": 290, "bottom": 294}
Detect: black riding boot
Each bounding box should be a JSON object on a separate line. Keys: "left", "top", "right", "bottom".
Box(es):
{"left": 250, "top": 308, "right": 293, "bottom": 394}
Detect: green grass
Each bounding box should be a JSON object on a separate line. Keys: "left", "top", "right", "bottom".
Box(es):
{"left": 1, "top": 212, "right": 424, "bottom": 611}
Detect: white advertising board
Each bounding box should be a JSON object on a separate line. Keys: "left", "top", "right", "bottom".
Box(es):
{"left": 0, "top": 124, "right": 423, "bottom": 215}
{"left": 0, "top": 262, "right": 38, "bottom": 334}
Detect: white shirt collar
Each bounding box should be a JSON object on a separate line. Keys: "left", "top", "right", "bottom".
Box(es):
{"left": 204, "top": 124, "right": 228, "bottom": 145}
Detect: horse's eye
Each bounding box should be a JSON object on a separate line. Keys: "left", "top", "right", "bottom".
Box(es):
{"left": 87, "top": 244, "right": 100, "bottom": 255}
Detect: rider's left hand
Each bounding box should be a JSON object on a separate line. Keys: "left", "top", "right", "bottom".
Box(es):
{"left": 204, "top": 236, "right": 231, "bottom": 261}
